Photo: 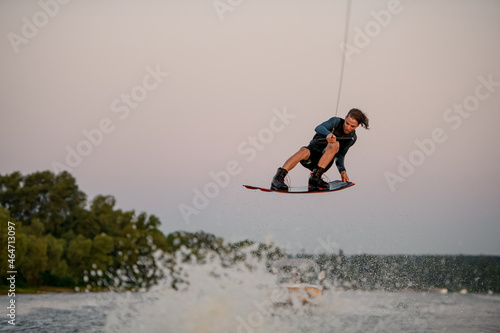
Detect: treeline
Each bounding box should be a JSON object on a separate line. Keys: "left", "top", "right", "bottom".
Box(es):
{"left": 0, "top": 171, "right": 281, "bottom": 290}
{"left": 303, "top": 251, "right": 500, "bottom": 293}
{"left": 1, "top": 171, "right": 499, "bottom": 294}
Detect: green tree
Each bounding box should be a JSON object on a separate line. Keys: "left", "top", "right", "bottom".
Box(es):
{"left": 24, "top": 218, "right": 45, "bottom": 237}
{"left": 0, "top": 208, "right": 29, "bottom": 287}
{"left": 18, "top": 235, "right": 48, "bottom": 285}
{"left": 0, "top": 172, "right": 23, "bottom": 217}
{"left": 89, "top": 195, "right": 134, "bottom": 237}
{"left": 44, "top": 234, "right": 66, "bottom": 274}
{"left": 90, "top": 233, "right": 114, "bottom": 270}
{"left": 0, "top": 171, "right": 87, "bottom": 237}
{"left": 67, "top": 235, "right": 93, "bottom": 278}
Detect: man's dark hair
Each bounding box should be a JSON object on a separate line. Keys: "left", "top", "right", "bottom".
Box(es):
{"left": 347, "top": 108, "right": 369, "bottom": 130}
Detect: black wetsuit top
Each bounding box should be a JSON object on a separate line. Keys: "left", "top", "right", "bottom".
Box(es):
{"left": 305, "top": 117, "right": 357, "bottom": 173}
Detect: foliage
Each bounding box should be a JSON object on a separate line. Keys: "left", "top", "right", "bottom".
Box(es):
{"left": 1, "top": 170, "right": 499, "bottom": 294}
{"left": 0, "top": 170, "right": 283, "bottom": 291}
{"left": 0, "top": 171, "right": 168, "bottom": 289}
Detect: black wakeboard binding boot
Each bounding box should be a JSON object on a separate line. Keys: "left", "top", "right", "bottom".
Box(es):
{"left": 308, "top": 167, "right": 329, "bottom": 191}
{"left": 271, "top": 167, "right": 288, "bottom": 191}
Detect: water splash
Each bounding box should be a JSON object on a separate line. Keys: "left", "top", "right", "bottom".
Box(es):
{"left": 101, "top": 243, "right": 321, "bottom": 332}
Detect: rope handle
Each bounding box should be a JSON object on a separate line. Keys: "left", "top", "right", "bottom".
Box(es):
{"left": 316, "top": 136, "right": 353, "bottom": 141}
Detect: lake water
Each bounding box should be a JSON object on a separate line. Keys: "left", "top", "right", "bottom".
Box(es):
{"left": 2, "top": 290, "right": 499, "bottom": 332}
{"left": 2, "top": 255, "right": 500, "bottom": 333}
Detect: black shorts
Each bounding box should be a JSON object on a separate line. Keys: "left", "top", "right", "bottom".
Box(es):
{"left": 299, "top": 139, "right": 335, "bottom": 172}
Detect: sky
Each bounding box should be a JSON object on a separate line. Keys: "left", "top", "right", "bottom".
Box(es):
{"left": 1, "top": 0, "right": 499, "bottom": 255}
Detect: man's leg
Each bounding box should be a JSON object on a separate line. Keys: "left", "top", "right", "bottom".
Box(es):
{"left": 309, "top": 142, "right": 339, "bottom": 190}
{"left": 282, "top": 147, "right": 311, "bottom": 171}
{"left": 317, "top": 142, "right": 339, "bottom": 169}
{"left": 271, "top": 148, "right": 311, "bottom": 190}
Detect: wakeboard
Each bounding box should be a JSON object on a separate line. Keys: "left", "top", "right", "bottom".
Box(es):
{"left": 243, "top": 180, "right": 354, "bottom": 194}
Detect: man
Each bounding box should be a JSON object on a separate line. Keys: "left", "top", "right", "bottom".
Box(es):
{"left": 271, "top": 108, "right": 369, "bottom": 191}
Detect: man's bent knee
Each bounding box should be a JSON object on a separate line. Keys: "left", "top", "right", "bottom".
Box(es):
{"left": 299, "top": 147, "right": 311, "bottom": 159}
{"left": 325, "top": 142, "right": 339, "bottom": 154}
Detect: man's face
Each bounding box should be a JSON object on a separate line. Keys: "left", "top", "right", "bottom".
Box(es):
{"left": 343, "top": 116, "right": 359, "bottom": 134}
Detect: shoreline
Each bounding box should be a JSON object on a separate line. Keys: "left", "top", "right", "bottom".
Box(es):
{"left": 0, "top": 286, "right": 495, "bottom": 296}
{"left": 0, "top": 286, "right": 76, "bottom": 295}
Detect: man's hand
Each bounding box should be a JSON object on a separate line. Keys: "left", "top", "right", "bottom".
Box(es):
{"left": 326, "top": 133, "right": 337, "bottom": 144}
{"left": 340, "top": 171, "right": 349, "bottom": 182}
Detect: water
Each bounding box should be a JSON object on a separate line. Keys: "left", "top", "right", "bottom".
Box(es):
{"left": 2, "top": 290, "right": 500, "bottom": 332}
{"left": 2, "top": 252, "right": 500, "bottom": 333}
{"left": 1, "top": 290, "right": 500, "bottom": 332}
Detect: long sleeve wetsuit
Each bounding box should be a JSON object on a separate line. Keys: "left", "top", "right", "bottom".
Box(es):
{"left": 310, "top": 117, "right": 357, "bottom": 173}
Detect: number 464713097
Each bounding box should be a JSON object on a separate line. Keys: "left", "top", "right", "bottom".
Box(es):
{"left": 7, "top": 221, "right": 16, "bottom": 267}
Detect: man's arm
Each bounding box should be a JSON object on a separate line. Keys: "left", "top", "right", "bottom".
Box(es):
{"left": 314, "top": 117, "right": 341, "bottom": 137}
{"left": 335, "top": 136, "right": 357, "bottom": 181}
